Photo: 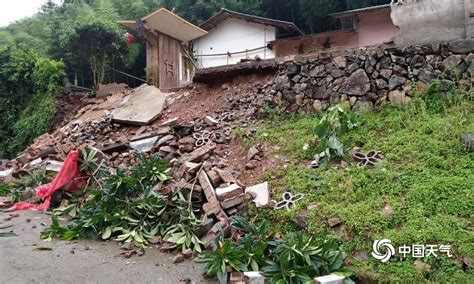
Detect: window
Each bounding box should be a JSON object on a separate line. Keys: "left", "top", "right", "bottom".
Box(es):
{"left": 339, "top": 15, "right": 355, "bottom": 29}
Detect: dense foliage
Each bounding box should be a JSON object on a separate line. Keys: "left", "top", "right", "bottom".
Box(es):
{"left": 61, "top": 19, "right": 126, "bottom": 87}
{"left": 0, "top": 46, "right": 65, "bottom": 159}
{"left": 41, "top": 152, "right": 205, "bottom": 251}
{"left": 196, "top": 216, "right": 349, "bottom": 284}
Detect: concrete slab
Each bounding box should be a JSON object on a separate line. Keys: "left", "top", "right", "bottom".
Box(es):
{"left": 245, "top": 182, "right": 270, "bottom": 208}
{"left": 73, "top": 92, "right": 128, "bottom": 124}
{"left": 45, "top": 160, "right": 64, "bottom": 172}
{"left": 0, "top": 168, "right": 14, "bottom": 178}
{"left": 111, "top": 85, "right": 170, "bottom": 126}
{"left": 97, "top": 83, "right": 127, "bottom": 98}
{"left": 129, "top": 136, "right": 159, "bottom": 153}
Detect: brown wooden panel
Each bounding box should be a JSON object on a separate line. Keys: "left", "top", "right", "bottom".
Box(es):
{"left": 158, "top": 32, "right": 180, "bottom": 89}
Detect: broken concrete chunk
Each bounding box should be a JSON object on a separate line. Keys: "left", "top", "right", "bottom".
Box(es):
{"left": 216, "top": 184, "right": 243, "bottom": 202}
{"left": 159, "top": 243, "right": 177, "bottom": 252}
{"left": 243, "top": 272, "right": 266, "bottom": 284}
{"left": 245, "top": 182, "right": 270, "bottom": 207}
{"left": 15, "top": 153, "right": 30, "bottom": 165}
{"left": 207, "top": 170, "right": 222, "bottom": 187}
{"left": 314, "top": 274, "right": 345, "bottom": 284}
{"left": 193, "top": 218, "right": 215, "bottom": 238}
{"left": 214, "top": 168, "right": 237, "bottom": 183}
{"left": 97, "top": 83, "right": 127, "bottom": 98}
{"left": 172, "top": 253, "right": 185, "bottom": 264}
{"left": 99, "top": 141, "right": 128, "bottom": 153}
{"left": 129, "top": 136, "right": 159, "bottom": 153}
{"left": 226, "top": 207, "right": 238, "bottom": 216}
{"left": 156, "top": 134, "right": 176, "bottom": 146}
{"left": 221, "top": 194, "right": 245, "bottom": 209}
{"left": 460, "top": 133, "right": 474, "bottom": 152}
{"left": 177, "top": 144, "right": 215, "bottom": 165}
{"left": 205, "top": 116, "right": 218, "bottom": 126}
{"left": 111, "top": 85, "right": 170, "bottom": 126}
{"left": 182, "top": 248, "right": 193, "bottom": 259}
{"left": 160, "top": 117, "right": 178, "bottom": 128}
{"left": 45, "top": 160, "right": 64, "bottom": 172}
{"left": 204, "top": 220, "right": 230, "bottom": 245}
{"left": 131, "top": 132, "right": 159, "bottom": 142}
{"left": 184, "top": 162, "right": 201, "bottom": 173}
{"left": 198, "top": 171, "right": 218, "bottom": 203}
{"left": 159, "top": 146, "right": 177, "bottom": 154}
{"left": 247, "top": 146, "right": 260, "bottom": 161}
{"left": 245, "top": 160, "right": 259, "bottom": 170}
{"left": 155, "top": 126, "right": 172, "bottom": 135}
{"left": 29, "top": 158, "right": 43, "bottom": 167}
{"left": 0, "top": 168, "right": 14, "bottom": 178}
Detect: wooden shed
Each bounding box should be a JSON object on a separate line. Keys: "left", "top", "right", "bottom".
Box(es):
{"left": 119, "top": 8, "right": 207, "bottom": 90}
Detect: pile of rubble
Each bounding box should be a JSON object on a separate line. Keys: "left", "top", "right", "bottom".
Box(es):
{"left": 0, "top": 80, "right": 276, "bottom": 243}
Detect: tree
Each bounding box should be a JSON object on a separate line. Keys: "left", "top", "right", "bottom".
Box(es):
{"left": 95, "top": 0, "right": 120, "bottom": 21}
{"left": 41, "top": 0, "right": 58, "bottom": 12}
{"left": 62, "top": 19, "right": 126, "bottom": 88}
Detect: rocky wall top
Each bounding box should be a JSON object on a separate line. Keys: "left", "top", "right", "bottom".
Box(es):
{"left": 267, "top": 39, "right": 474, "bottom": 114}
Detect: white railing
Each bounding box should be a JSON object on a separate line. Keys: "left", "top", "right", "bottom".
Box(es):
{"left": 391, "top": 0, "right": 418, "bottom": 6}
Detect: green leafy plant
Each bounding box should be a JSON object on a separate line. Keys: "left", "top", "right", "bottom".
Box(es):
{"left": 197, "top": 216, "right": 349, "bottom": 284}
{"left": 166, "top": 223, "right": 205, "bottom": 253}
{"left": 314, "top": 104, "right": 360, "bottom": 163}
{"left": 261, "top": 254, "right": 314, "bottom": 284}
{"left": 196, "top": 237, "right": 248, "bottom": 284}
{"left": 262, "top": 237, "right": 348, "bottom": 284}
{"left": 230, "top": 215, "right": 273, "bottom": 271}
{"left": 41, "top": 155, "right": 199, "bottom": 248}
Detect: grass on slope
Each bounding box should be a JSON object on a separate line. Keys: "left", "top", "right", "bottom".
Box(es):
{"left": 243, "top": 86, "right": 474, "bottom": 282}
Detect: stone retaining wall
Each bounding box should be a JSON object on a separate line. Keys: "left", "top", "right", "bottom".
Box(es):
{"left": 268, "top": 39, "right": 474, "bottom": 114}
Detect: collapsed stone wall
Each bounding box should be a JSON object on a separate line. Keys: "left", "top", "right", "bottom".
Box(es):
{"left": 268, "top": 40, "right": 474, "bottom": 114}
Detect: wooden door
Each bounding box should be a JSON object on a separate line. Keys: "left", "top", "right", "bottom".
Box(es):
{"left": 158, "top": 32, "right": 180, "bottom": 90}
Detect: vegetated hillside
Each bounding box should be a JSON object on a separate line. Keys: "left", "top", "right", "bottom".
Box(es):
{"left": 240, "top": 81, "right": 473, "bottom": 282}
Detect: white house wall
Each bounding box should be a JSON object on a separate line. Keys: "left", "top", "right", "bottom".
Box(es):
{"left": 193, "top": 18, "right": 276, "bottom": 68}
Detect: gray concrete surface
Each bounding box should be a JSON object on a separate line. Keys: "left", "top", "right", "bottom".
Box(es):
{"left": 111, "top": 85, "right": 170, "bottom": 126}
{"left": 0, "top": 211, "right": 214, "bottom": 284}
{"left": 391, "top": 0, "right": 467, "bottom": 45}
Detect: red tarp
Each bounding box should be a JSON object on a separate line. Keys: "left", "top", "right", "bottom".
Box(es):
{"left": 9, "top": 150, "right": 85, "bottom": 211}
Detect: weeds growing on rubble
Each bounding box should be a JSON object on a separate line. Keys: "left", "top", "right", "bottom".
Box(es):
{"left": 242, "top": 81, "right": 474, "bottom": 282}
{"left": 196, "top": 216, "right": 350, "bottom": 284}
{"left": 41, "top": 154, "right": 204, "bottom": 251}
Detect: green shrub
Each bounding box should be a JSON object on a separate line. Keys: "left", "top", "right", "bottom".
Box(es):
{"left": 314, "top": 104, "right": 361, "bottom": 163}
{"left": 0, "top": 45, "right": 64, "bottom": 159}
{"left": 196, "top": 216, "right": 349, "bottom": 284}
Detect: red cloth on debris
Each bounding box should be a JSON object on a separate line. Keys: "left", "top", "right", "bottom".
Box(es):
{"left": 9, "top": 150, "right": 85, "bottom": 211}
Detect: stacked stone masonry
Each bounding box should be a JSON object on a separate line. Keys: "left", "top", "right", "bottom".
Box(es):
{"left": 269, "top": 40, "right": 474, "bottom": 113}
